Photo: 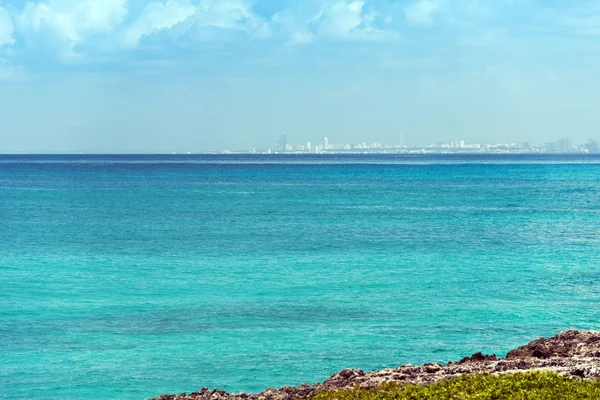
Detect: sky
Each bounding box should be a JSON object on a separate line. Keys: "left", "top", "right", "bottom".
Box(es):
{"left": 0, "top": 0, "right": 599, "bottom": 153}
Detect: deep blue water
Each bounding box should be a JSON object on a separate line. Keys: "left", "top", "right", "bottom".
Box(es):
{"left": 2, "top": 154, "right": 600, "bottom": 399}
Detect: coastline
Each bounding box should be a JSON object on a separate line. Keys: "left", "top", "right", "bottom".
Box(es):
{"left": 154, "top": 330, "right": 600, "bottom": 400}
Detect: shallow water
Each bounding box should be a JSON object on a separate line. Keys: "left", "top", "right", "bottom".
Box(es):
{"left": 2, "top": 154, "right": 600, "bottom": 399}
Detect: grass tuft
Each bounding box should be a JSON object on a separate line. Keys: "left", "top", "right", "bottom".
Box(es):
{"left": 311, "top": 371, "right": 600, "bottom": 400}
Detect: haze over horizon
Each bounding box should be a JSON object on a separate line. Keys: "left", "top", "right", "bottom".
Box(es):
{"left": 1, "top": 0, "right": 599, "bottom": 153}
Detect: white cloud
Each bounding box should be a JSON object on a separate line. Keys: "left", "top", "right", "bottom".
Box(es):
{"left": 0, "top": 7, "right": 15, "bottom": 46}
{"left": 2, "top": 0, "right": 401, "bottom": 58}
{"left": 405, "top": 0, "right": 442, "bottom": 26}
{"left": 272, "top": 9, "right": 310, "bottom": 44}
{"left": 193, "top": 0, "right": 263, "bottom": 30}
{"left": 122, "top": 0, "right": 197, "bottom": 47}
{"left": 300, "top": 0, "right": 398, "bottom": 42}
{"left": 123, "top": 0, "right": 268, "bottom": 47}
{"left": 318, "top": 0, "right": 364, "bottom": 37}
{"left": 14, "top": 0, "right": 127, "bottom": 57}
{"left": 17, "top": 0, "right": 127, "bottom": 40}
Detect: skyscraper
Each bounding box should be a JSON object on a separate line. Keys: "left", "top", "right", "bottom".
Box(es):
{"left": 276, "top": 135, "right": 288, "bottom": 152}
{"left": 557, "top": 138, "right": 573, "bottom": 152}
{"left": 324, "top": 137, "right": 329, "bottom": 150}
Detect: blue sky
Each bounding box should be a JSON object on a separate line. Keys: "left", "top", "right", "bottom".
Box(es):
{"left": 0, "top": 0, "right": 599, "bottom": 152}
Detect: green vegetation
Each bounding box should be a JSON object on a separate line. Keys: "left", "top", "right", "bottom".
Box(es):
{"left": 311, "top": 372, "right": 600, "bottom": 400}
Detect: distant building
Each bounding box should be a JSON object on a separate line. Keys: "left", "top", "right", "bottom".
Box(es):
{"left": 324, "top": 137, "right": 329, "bottom": 150}
{"left": 276, "top": 135, "right": 288, "bottom": 152}
{"left": 545, "top": 142, "right": 558, "bottom": 152}
{"left": 557, "top": 138, "right": 573, "bottom": 152}
{"left": 584, "top": 139, "right": 599, "bottom": 153}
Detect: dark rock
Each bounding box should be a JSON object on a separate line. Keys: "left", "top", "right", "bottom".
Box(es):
{"left": 494, "top": 361, "right": 509, "bottom": 371}
{"left": 572, "top": 369, "right": 586, "bottom": 378}
{"left": 338, "top": 369, "right": 356, "bottom": 379}
{"left": 153, "top": 330, "right": 600, "bottom": 400}
{"left": 458, "top": 352, "right": 497, "bottom": 364}
{"left": 507, "top": 330, "right": 600, "bottom": 359}
{"left": 424, "top": 364, "right": 442, "bottom": 373}
{"left": 532, "top": 349, "right": 548, "bottom": 358}
{"left": 513, "top": 360, "right": 532, "bottom": 370}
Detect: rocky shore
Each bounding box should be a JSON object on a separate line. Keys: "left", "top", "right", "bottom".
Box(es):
{"left": 154, "top": 330, "right": 600, "bottom": 400}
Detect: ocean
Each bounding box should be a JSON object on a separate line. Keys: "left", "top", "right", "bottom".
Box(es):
{"left": 2, "top": 154, "right": 600, "bottom": 399}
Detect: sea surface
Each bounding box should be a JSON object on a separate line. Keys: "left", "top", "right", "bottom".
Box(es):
{"left": 2, "top": 154, "right": 600, "bottom": 399}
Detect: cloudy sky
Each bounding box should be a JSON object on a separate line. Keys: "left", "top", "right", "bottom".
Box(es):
{"left": 0, "top": 0, "right": 599, "bottom": 152}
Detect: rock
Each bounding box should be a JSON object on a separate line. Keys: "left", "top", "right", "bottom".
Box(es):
{"left": 424, "top": 364, "right": 442, "bottom": 373}
{"left": 572, "top": 369, "right": 586, "bottom": 378}
{"left": 153, "top": 330, "right": 600, "bottom": 400}
{"left": 506, "top": 330, "right": 600, "bottom": 359}
{"left": 337, "top": 369, "right": 356, "bottom": 379}
{"left": 458, "top": 352, "right": 497, "bottom": 364}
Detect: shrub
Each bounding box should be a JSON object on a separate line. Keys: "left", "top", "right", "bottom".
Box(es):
{"left": 311, "top": 371, "right": 600, "bottom": 400}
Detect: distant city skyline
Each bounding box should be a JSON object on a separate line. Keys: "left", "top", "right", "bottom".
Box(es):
{"left": 7, "top": 135, "right": 598, "bottom": 155}
{"left": 210, "top": 135, "right": 600, "bottom": 155}
{"left": 1, "top": 1, "right": 600, "bottom": 153}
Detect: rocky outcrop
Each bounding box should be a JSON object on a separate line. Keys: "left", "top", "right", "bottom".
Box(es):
{"left": 506, "top": 330, "right": 600, "bottom": 359}
{"left": 153, "top": 330, "right": 600, "bottom": 400}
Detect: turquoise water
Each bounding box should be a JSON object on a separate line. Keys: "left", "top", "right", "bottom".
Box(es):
{"left": 2, "top": 154, "right": 600, "bottom": 399}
